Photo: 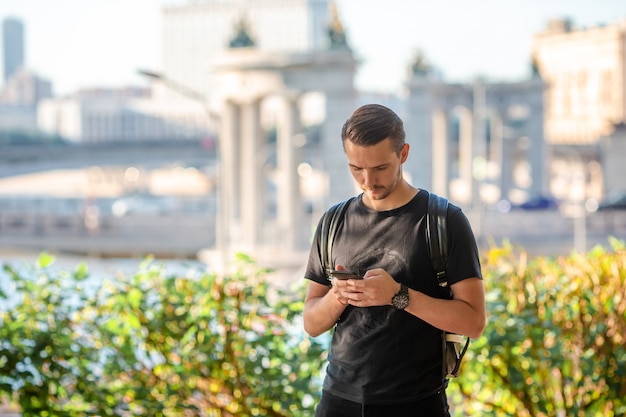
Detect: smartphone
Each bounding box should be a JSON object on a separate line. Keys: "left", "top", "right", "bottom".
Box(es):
{"left": 329, "top": 270, "right": 363, "bottom": 280}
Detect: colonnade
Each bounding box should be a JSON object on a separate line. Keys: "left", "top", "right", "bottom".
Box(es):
{"left": 213, "top": 48, "right": 356, "bottom": 256}
{"left": 406, "top": 77, "right": 546, "bottom": 205}
{"left": 218, "top": 96, "right": 303, "bottom": 253}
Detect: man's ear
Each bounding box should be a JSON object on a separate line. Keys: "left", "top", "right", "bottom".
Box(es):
{"left": 400, "top": 143, "right": 410, "bottom": 163}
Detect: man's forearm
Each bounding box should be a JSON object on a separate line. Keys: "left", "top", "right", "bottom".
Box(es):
{"left": 405, "top": 278, "right": 486, "bottom": 338}
{"left": 303, "top": 292, "right": 346, "bottom": 337}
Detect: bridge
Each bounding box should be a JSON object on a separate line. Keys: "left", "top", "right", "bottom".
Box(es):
{"left": 2, "top": 141, "right": 626, "bottom": 263}
{"left": 0, "top": 140, "right": 217, "bottom": 178}
{"left": 1, "top": 203, "right": 625, "bottom": 261}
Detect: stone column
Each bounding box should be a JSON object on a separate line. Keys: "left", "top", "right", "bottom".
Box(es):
{"left": 526, "top": 77, "right": 548, "bottom": 197}
{"left": 489, "top": 113, "right": 505, "bottom": 201}
{"left": 458, "top": 107, "right": 474, "bottom": 205}
{"left": 431, "top": 109, "right": 448, "bottom": 196}
{"left": 218, "top": 100, "right": 241, "bottom": 259}
{"left": 276, "top": 93, "right": 303, "bottom": 250}
{"left": 472, "top": 79, "right": 487, "bottom": 207}
{"left": 529, "top": 99, "right": 546, "bottom": 197}
{"left": 499, "top": 128, "right": 515, "bottom": 202}
{"left": 239, "top": 99, "right": 263, "bottom": 252}
{"left": 321, "top": 92, "right": 356, "bottom": 206}
{"left": 405, "top": 80, "right": 434, "bottom": 192}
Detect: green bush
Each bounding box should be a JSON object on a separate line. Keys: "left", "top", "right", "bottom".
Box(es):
{"left": 449, "top": 238, "right": 626, "bottom": 417}
{"left": 0, "top": 252, "right": 325, "bottom": 416}
{"left": 2, "top": 241, "right": 625, "bottom": 416}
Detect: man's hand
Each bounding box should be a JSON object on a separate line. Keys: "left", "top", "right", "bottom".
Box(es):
{"left": 328, "top": 265, "right": 355, "bottom": 305}
{"left": 339, "top": 268, "right": 400, "bottom": 307}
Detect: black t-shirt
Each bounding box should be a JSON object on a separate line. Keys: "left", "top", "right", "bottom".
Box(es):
{"left": 304, "top": 190, "right": 482, "bottom": 405}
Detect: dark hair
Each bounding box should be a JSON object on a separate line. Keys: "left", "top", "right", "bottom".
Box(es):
{"left": 341, "top": 104, "right": 406, "bottom": 153}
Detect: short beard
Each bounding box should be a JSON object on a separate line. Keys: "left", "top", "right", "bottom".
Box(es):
{"left": 366, "top": 170, "right": 401, "bottom": 201}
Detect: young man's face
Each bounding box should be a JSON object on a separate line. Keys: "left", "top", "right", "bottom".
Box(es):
{"left": 344, "top": 137, "right": 408, "bottom": 202}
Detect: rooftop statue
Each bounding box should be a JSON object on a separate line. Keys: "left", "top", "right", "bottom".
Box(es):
{"left": 228, "top": 16, "right": 256, "bottom": 48}
{"left": 410, "top": 50, "right": 431, "bottom": 76}
{"left": 531, "top": 57, "right": 542, "bottom": 79}
{"left": 328, "top": 2, "right": 349, "bottom": 49}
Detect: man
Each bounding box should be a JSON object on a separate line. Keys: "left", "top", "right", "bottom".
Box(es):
{"left": 303, "top": 104, "right": 486, "bottom": 416}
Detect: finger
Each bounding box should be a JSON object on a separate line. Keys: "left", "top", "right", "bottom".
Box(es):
{"left": 348, "top": 279, "right": 364, "bottom": 287}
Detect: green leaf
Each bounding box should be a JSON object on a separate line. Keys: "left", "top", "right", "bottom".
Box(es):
{"left": 73, "top": 262, "right": 90, "bottom": 281}
{"left": 127, "top": 288, "right": 143, "bottom": 309}
{"left": 36, "top": 251, "right": 55, "bottom": 269}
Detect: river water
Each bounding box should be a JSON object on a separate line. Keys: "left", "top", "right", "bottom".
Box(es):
{"left": 0, "top": 248, "right": 215, "bottom": 308}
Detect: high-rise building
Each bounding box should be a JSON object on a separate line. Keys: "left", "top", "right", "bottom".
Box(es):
{"left": 2, "top": 17, "right": 25, "bottom": 84}
{"left": 160, "top": 0, "right": 331, "bottom": 103}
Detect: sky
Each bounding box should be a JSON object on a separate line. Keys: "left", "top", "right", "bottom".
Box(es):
{"left": 0, "top": 0, "right": 624, "bottom": 96}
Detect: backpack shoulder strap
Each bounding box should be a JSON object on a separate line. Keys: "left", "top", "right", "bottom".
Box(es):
{"left": 427, "top": 193, "right": 471, "bottom": 378}
{"left": 426, "top": 192, "right": 449, "bottom": 288}
{"left": 320, "top": 198, "right": 352, "bottom": 282}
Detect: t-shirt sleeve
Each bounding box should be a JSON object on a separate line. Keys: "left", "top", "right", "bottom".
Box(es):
{"left": 446, "top": 205, "right": 483, "bottom": 286}
{"left": 304, "top": 216, "right": 330, "bottom": 286}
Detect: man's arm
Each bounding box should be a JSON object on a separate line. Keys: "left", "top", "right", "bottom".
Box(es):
{"left": 338, "top": 271, "right": 486, "bottom": 339}
{"left": 303, "top": 278, "right": 356, "bottom": 337}
{"left": 406, "top": 277, "right": 486, "bottom": 339}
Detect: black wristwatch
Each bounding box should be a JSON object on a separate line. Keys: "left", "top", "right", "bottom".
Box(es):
{"left": 391, "top": 284, "right": 410, "bottom": 310}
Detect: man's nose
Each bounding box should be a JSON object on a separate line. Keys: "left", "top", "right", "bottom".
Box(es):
{"left": 362, "top": 170, "right": 375, "bottom": 186}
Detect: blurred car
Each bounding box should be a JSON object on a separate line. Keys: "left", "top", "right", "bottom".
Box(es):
{"left": 597, "top": 192, "right": 626, "bottom": 210}
{"left": 513, "top": 196, "right": 560, "bottom": 211}
{"left": 111, "top": 195, "right": 176, "bottom": 216}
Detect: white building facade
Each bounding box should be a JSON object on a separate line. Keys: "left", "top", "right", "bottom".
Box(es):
{"left": 532, "top": 18, "right": 626, "bottom": 145}
{"left": 160, "top": 0, "right": 331, "bottom": 105}
{"left": 532, "top": 18, "right": 626, "bottom": 201}
{"left": 37, "top": 88, "right": 213, "bottom": 144}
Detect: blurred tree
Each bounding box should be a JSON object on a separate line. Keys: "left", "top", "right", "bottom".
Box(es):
{"left": 2, "top": 241, "right": 624, "bottom": 416}
{"left": 449, "top": 239, "right": 626, "bottom": 416}
{"left": 0, "top": 253, "right": 326, "bottom": 416}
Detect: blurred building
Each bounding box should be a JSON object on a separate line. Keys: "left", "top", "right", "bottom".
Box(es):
{"left": 2, "top": 17, "right": 24, "bottom": 83}
{"left": 37, "top": 87, "right": 214, "bottom": 144}
{"left": 600, "top": 124, "right": 626, "bottom": 196}
{"left": 211, "top": 46, "right": 356, "bottom": 252}
{"left": 0, "top": 68, "right": 52, "bottom": 106}
{"left": 159, "top": 0, "right": 332, "bottom": 106}
{"left": 405, "top": 51, "right": 546, "bottom": 207}
{"left": 532, "top": 18, "right": 626, "bottom": 201}
{"left": 0, "top": 104, "right": 38, "bottom": 135}
{"left": 37, "top": 0, "right": 337, "bottom": 146}
{"left": 532, "top": 18, "right": 626, "bottom": 145}
{"left": 0, "top": 18, "right": 53, "bottom": 137}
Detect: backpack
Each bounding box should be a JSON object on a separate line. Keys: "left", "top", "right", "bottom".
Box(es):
{"left": 319, "top": 192, "right": 470, "bottom": 379}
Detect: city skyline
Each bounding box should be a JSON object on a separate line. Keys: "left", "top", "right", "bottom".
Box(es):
{"left": 0, "top": 0, "right": 624, "bottom": 96}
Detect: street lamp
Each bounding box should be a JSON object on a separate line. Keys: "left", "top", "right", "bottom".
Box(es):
{"left": 138, "top": 69, "right": 209, "bottom": 105}
{"left": 137, "top": 69, "right": 228, "bottom": 271}
{"left": 137, "top": 69, "right": 220, "bottom": 126}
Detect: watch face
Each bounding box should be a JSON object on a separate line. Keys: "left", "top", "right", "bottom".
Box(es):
{"left": 392, "top": 285, "right": 410, "bottom": 310}
{"left": 392, "top": 295, "right": 409, "bottom": 310}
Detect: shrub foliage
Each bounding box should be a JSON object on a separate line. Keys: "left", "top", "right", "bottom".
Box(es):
{"left": 1, "top": 241, "right": 625, "bottom": 416}
{"left": 0, "top": 252, "right": 325, "bottom": 416}
{"left": 449, "top": 239, "right": 626, "bottom": 416}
